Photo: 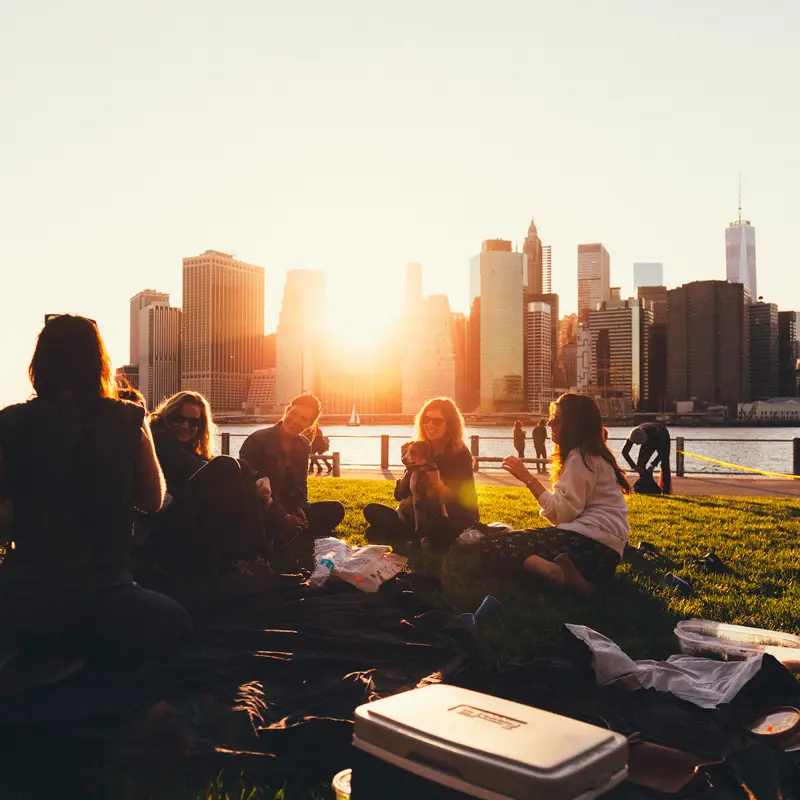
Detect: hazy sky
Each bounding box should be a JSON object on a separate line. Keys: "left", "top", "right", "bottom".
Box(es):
{"left": 2, "top": 0, "right": 799, "bottom": 406}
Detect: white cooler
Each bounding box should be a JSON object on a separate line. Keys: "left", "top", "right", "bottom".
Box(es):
{"left": 352, "top": 684, "right": 628, "bottom": 800}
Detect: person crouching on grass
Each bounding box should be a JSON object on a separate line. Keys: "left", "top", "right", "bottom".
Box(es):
{"left": 469, "top": 393, "right": 630, "bottom": 598}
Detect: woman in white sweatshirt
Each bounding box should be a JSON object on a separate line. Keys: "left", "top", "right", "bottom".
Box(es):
{"left": 478, "top": 393, "right": 630, "bottom": 597}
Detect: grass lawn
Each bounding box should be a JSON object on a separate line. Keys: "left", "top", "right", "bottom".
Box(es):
{"left": 310, "top": 478, "right": 800, "bottom": 661}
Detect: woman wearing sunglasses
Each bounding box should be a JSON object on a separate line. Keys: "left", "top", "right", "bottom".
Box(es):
{"left": 363, "top": 396, "right": 479, "bottom": 549}
{"left": 146, "top": 392, "right": 271, "bottom": 575}
{"left": 471, "top": 393, "right": 630, "bottom": 598}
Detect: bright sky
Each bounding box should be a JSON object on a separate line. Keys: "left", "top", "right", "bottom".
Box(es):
{"left": 2, "top": 0, "right": 799, "bottom": 406}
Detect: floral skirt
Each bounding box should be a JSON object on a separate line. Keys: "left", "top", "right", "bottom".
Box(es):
{"left": 478, "top": 527, "right": 621, "bottom": 584}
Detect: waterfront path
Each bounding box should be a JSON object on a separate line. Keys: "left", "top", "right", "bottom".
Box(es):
{"left": 327, "top": 467, "right": 800, "bottom": 498}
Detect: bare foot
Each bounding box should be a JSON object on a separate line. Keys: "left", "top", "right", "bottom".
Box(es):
{"left": 523, "top": 554, "right": 566, "bottom": 585}
{"left": 554, "top": 554, "right": 597, "bottom": 600}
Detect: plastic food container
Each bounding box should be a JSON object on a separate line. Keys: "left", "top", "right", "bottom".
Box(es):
{"left": 332, "top": 768, "right": 351, "bottom": 800}
{"left": 675, "top": 619, "right": 800, "bottom": 671}
{"left": 353, "top": 684, "right": 628, "bottom": 799}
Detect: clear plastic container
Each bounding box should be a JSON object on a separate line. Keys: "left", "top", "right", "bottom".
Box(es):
{"left": 332, "top": 768, "right": 351, "bottom": 800}
{"left": 675, "top": 619, "right": 800, "bottom": 671}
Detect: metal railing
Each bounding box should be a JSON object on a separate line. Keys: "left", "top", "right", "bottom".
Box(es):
{"left": 217, "top": 432, "right": 800, "bottom": 478}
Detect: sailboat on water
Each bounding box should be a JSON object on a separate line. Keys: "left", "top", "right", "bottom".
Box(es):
{"left": 346, "top": 404, "right": 361, "bottom": 427}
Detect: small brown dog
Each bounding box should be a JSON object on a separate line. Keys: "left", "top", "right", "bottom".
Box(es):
{"left": 398, "top": 440, "right": 449, "bottom": 533}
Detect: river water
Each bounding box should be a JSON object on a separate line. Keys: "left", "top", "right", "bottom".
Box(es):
{"left": 216, "top": 424, "right": 799, "bottom": 477}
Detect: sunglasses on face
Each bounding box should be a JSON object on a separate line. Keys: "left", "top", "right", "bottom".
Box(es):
{"left": 169, "top": 413, "right": 203, "bottom": 429}
{"left": 422, "top": 416, "right": 446, "bottom": 428}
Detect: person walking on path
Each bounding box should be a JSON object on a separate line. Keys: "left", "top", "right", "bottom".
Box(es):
{"left": 512, "top": 421, "right": 526, "bottom": 459}
{"left": 308, "top": 427, "right": 332, "bottom": 474}
{"left": 531, "top": 418, "right": 548, "bottom": 474}
{"left": 622, "top": 422, "right": 672, "bottom": 495}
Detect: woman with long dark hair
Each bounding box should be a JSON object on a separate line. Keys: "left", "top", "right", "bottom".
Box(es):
{"left": 363, "top": 396, "right": 479, "bottom": 548}
{"left": 0, "top": 315, "right": 191, "bottom": 672}
{"left": 473, "top": 393, "right": 630, "bottom": 597}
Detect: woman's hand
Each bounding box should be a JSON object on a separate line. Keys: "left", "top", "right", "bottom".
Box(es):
{"left": 255, "top": 477, "right": 273, "bottom": 508}
{"left": 502, "top": 455, "right": 532, "bottom": 485}
{"left": 285, "top": 510, "right": 308, "bottom": 530}
{"left": 424, "top": 468, "right": 446, "bottom": 496}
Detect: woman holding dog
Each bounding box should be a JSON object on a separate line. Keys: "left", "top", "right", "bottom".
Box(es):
{"left": 471, "top": 393, "right": 629, "bottom": 598}
{"left": 363, "top": 396, "right": 478, "bottom": 549}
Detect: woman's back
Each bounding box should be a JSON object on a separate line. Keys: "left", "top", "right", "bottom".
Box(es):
{"left": 0, "top": 395, "right": 144, "bottom": 595}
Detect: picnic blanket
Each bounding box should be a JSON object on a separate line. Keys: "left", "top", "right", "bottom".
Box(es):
{"left": 1, "top": 569, "right": 800, "bottom": 799}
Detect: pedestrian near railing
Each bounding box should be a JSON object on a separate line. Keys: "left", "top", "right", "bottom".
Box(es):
{"left": 217, "top": 432, "right": 800, "bottom": 478}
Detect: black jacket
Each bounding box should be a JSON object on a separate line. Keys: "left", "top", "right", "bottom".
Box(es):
{"left": 151, "top": 423, "right": 208, "bottom": 498}
{"left": 394, "top": 444, "right": 478, "bottom": 528}
{"left": 239, "top": 423, "right": 311, "bottom": 519}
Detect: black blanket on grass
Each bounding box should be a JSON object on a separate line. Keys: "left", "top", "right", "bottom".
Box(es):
{"left": 1, "top": 571, "right": 800, "bottom": 799}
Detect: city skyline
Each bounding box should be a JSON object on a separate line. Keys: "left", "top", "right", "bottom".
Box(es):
{"left": 2, "top": 1, "right": 800, "bottom": 407}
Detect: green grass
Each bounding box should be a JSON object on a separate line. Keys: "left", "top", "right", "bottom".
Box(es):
{"left": 310, "top": 478, "right": 800, "bottom": 660}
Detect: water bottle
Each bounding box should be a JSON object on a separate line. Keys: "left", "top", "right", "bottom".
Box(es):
{"left": 309, "top": 551, "right": 336, "bottom": 588}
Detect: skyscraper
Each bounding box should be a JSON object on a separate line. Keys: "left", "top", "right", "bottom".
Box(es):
{"left": 402, "top": 262, "right": 425, "bottom": 414}
{"left": 633, "top": 263, "right": 664, "bottom": 288}
{"left": 667, "top": 281, "right": 750, "bottom": 414}
{"left": 471, "top": 240, "right": 525, "bottom": 411}
{"left": 588, "top": 298, "right": 652, "bottom": 413}
{"left": 541, "top": 246, "right": 552, "bottom": 295}
{"left": 275, "top": 270, "right": 325, "bottom": 405}
{"left": 749, "top": 301, "right": 779, "bottom": 399}
{"left": 465, "top": 297, "right": 481, "bottom": 412}
{"left": 726, "top": 197, "right": 757, "bottom": 300}
{"left": 181, "top": 250, "right": 265, "bottom": 413}
{"left": 577, "top": 244, "right": 610, "bottom": 321}
{"left": 523, "top": 219, "right": 542, "bottom": 293}
{"left": 525, "top": 302, "right": 552, "bottom": 413}
{"left": 137, "top": 301, "right": 181, "bottom": 410}
{"left": 523, "top": 289, "right": 559, "bottom": 396}
{"left": 637, "top": 285, "right": 669, "bottom": 411}
{"left": 417, "top": 295, "right": 456, "bottom": 402}
{"left": 130, "top": 290, "right": 170, "bottom": 364}
{"left": 778, "top": 311, "right": 799, "bottom": 397}
{"left": 451, "top": 312, "right": 469, "bottom": 411}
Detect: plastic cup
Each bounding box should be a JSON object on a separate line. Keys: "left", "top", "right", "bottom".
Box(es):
{"left": 332, "top": 768, "right": 351, "bottom": 800}
{"left": 459, "top": 612, "right": 477, "bottom": 632}
{"left": 474, "top": 594, "right": 501, "bottom": 621}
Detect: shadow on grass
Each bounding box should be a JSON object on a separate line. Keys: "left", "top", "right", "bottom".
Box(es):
{"left": 407, "top": 548, "right": 684, "bottom": 663}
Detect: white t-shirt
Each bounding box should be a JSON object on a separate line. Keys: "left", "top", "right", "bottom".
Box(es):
{"left": 536, "top": 449, "right": 630, "bottom": 556}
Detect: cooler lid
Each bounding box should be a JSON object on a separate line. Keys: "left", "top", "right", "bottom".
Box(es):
{"left": 355, "top": 684, "right": 618, "bottom": 774}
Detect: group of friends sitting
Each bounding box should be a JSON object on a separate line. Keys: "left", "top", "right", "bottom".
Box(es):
{"left": 0, "top": 314, "right": 653, "bottom": 673}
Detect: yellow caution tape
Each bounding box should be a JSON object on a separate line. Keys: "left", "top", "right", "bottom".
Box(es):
{"left": 677, "top": 450, "right": 800, "bottom": 480}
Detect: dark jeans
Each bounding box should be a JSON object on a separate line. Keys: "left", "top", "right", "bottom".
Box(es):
{"left": 0, "top": 581, "right": 192, "bottom": 660}
{"left": 638, "top": 441, "right": 672, "bottom": 495}
{"left": 309, "top": 454, "right": 332, "bottom": 473}
{"left": 270, "top": 500, "right": 346, "bottom": 573}
{"left": 363, "top": 502, "right": 473, "bottom": 549}
{"left": 534, "top": 443, "right": 547, "bottom": 473}
{"left": 146, "top": 455, "right": 269, "bottom": 576}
